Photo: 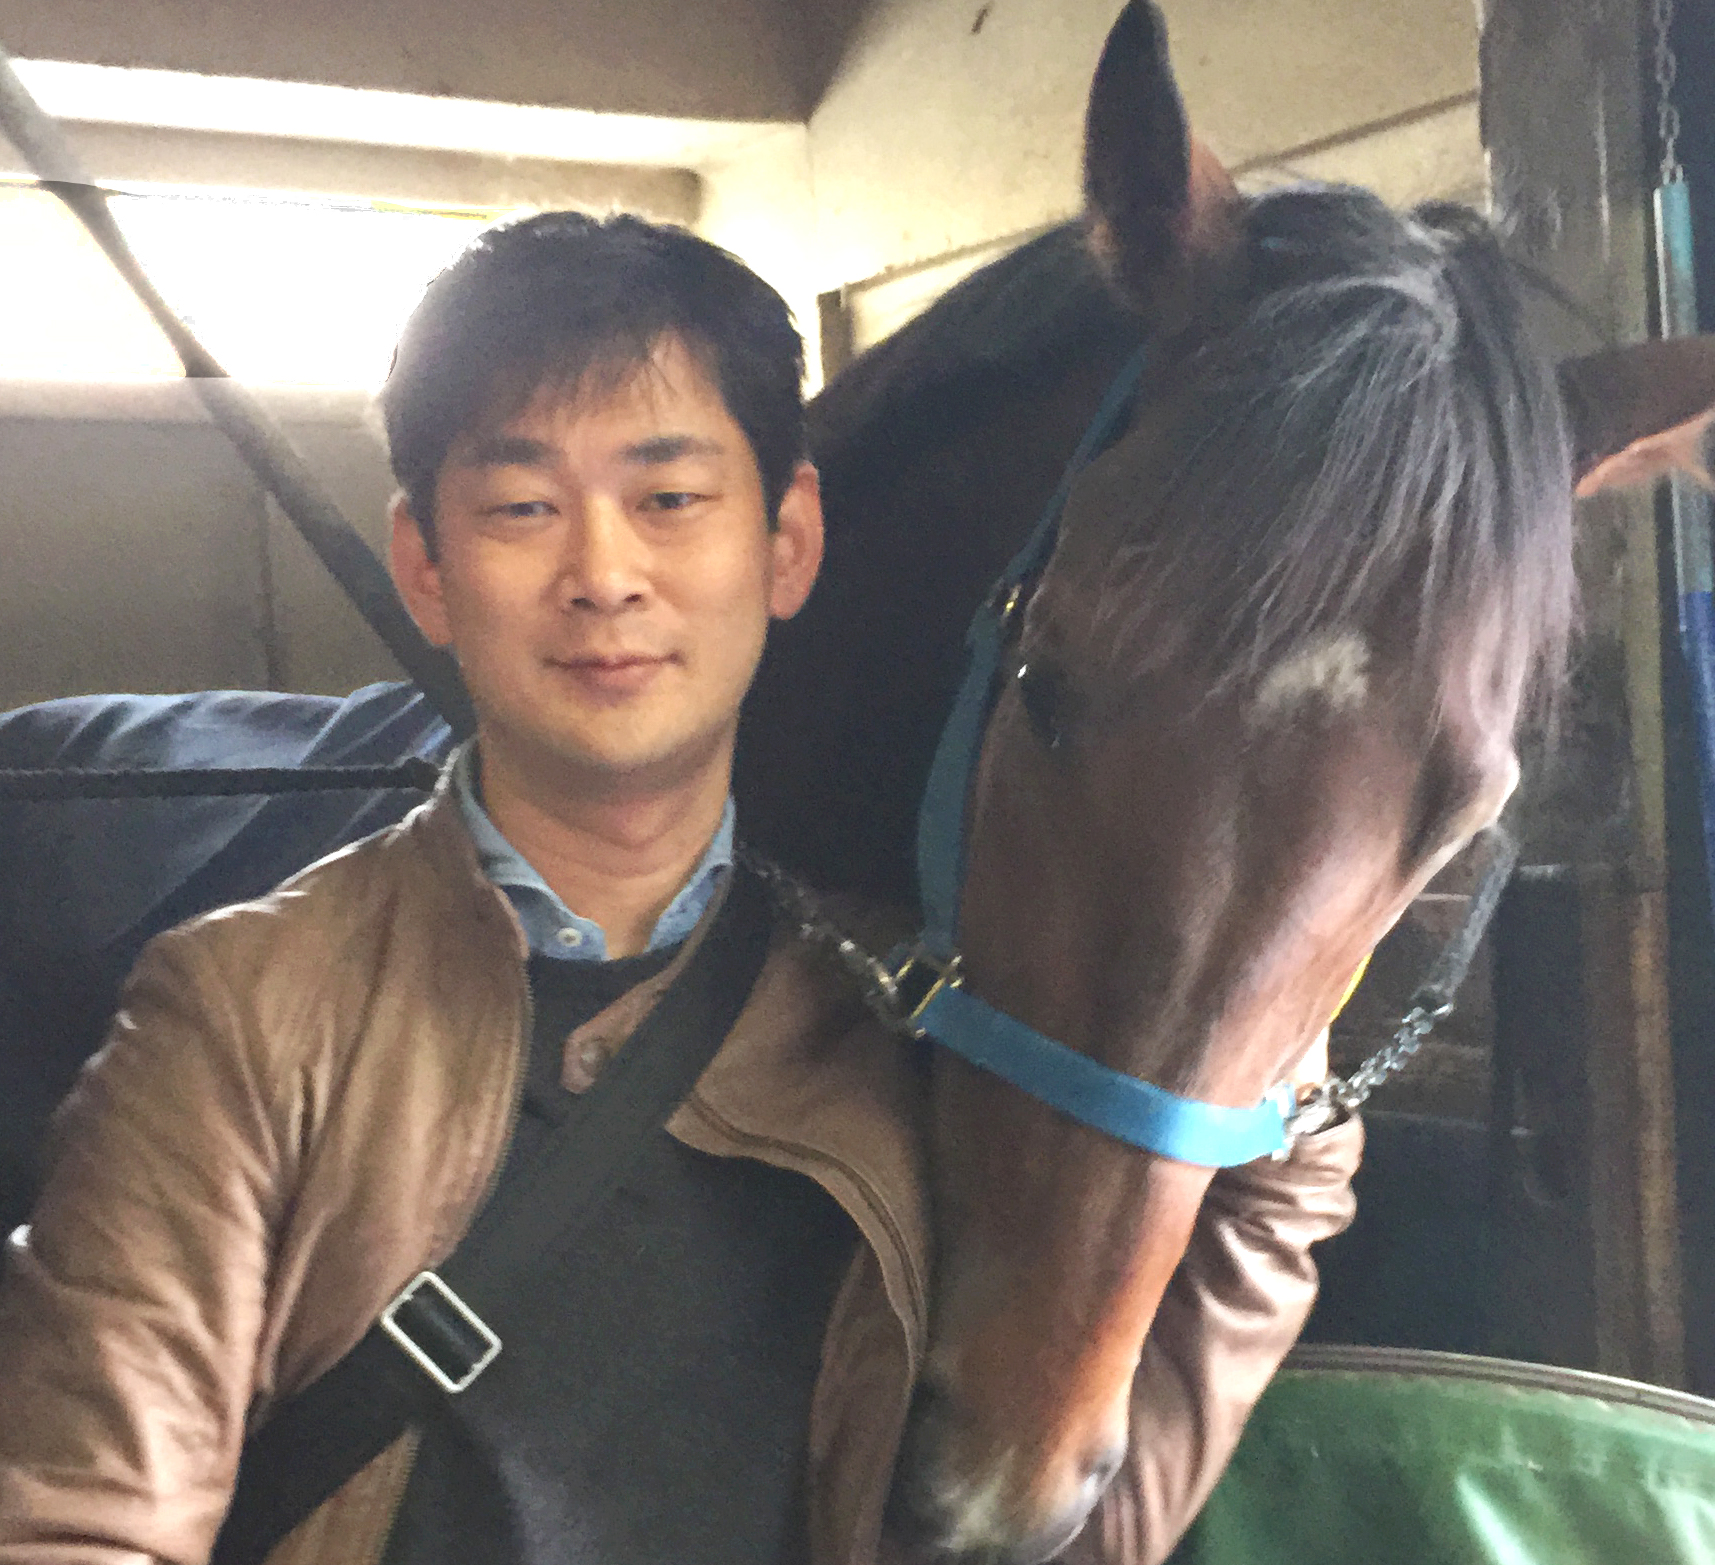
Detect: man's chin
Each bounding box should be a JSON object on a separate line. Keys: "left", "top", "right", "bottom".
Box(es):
{"left": 497, "top": 722, "right": 735, "bottom": 804}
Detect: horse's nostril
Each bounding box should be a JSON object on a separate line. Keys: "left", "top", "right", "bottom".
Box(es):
{"left": 1085, "top": 1442, "right": 1127, "bottom": 1492}
{"left": 889, "top": 1380, "right": 1124, "bottom": 1563}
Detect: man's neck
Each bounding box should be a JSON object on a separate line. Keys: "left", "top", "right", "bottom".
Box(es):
{"left": 477, "top": 739, "right": 732, "bottom": 959}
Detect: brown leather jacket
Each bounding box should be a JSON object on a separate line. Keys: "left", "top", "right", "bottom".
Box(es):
{"left": 0, "top": 782, "right": 1362, "bottom": 1565}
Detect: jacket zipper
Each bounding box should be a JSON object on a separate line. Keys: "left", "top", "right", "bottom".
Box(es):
{"left": 350, "top": 1429, "right": 423, "bottom": 1565}
{"left": 682, "top": 1095, "right": 924, "bottom": 1565}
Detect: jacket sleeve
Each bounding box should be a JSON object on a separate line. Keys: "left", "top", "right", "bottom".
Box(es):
{"left": 0, "top": 929, "right": 288, "bottom": 1564}
{"left": 1057, "top": 1115, "right": 1364, "bottom": 1565}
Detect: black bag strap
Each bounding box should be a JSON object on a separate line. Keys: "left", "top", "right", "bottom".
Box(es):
{"left": 211, "top": 865, "right": 776, "bottom": 1565}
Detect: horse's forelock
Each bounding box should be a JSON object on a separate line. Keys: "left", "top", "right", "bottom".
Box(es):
{"left": 1078, "top": 184, "right": 1575, "bottom": 725}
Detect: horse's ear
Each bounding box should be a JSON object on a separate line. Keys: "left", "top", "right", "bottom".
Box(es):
{"left": 1082, "top": 0, "right": 1241, "bottom": 317}
{"left": 1563, "top": 338, "right": 1715, "bottom": 497}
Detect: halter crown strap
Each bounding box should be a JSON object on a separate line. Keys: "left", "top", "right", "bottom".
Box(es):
{"left": 908, "top": 340, "right": 1297, "bottom": 1169}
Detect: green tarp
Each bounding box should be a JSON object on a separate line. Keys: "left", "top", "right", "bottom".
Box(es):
{"left": 1169, "top": 1346, "right": 1715, "bottom": 1564}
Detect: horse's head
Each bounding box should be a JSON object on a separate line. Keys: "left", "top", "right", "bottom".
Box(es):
{"left": 894, "top": 4, "right": 1715, "bottom": 1560}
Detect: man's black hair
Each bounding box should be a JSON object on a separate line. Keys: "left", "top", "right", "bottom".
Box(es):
{"left": 380, "top": 210, "right": 806, "bottom": 552}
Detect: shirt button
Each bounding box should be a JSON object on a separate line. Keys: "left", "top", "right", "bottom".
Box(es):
{"left": 555, "top": 926, "right": 584, "bottom": 950}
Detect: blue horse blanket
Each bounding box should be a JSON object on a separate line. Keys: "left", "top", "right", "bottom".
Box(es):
{"left": 0, "top": 682, "right": 452, "bottom": 1229}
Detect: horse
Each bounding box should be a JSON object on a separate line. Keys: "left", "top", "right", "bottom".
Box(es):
{"left": 7, "top": 3, "right": 1715, "bottom": 1561}
{"left": 734, "top": 4, "right": 1715, "bottom": 1558}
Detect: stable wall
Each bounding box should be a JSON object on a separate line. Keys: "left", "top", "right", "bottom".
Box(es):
{"left": 0, "top": 386, "right": 404, "bottom": 707}
{"left": 0, "top": 0, "right": 827, "bottom": 123}
{"left": 717, "top": 0, "right": 1484, "bottom": 325}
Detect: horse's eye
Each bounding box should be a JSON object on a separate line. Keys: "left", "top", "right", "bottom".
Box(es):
{"left": 1015, "top": 660, "right": 1068, "bottom": 750}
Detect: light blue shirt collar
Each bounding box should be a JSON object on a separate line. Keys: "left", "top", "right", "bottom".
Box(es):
{"left": 451, "top": 742, "right": 734, "bottom": 961}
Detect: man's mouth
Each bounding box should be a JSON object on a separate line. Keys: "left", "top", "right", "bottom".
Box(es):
{"left": 553, "top": 652, "right": 668, "bottom": 669}
{"left": 545, "top": 651, "right": 674, "bottom": 695}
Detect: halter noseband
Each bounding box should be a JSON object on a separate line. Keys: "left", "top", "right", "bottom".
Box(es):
{"left": 897, "top": 341, "right": 1297, "bottom": 1168}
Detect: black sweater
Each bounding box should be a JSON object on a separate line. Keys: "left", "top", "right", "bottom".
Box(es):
{"left": 380, "top": 948, "right": 856, "bottom": 1564}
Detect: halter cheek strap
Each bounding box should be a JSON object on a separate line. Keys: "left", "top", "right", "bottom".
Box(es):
{"left": 915, "top": 346, "right": 1156, "bottom": 957}
{"left": 905, "top": 341, "right": 1298, "bottom": 1169}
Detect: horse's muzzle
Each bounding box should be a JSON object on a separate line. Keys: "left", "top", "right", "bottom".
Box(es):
{"left": 887, "top": 1382, "right": 1123, "bottom": 1564}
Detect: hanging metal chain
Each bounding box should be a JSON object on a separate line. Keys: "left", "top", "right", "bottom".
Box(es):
{"left": 1655, "top": 0, "right": 1684, "bottom": 185}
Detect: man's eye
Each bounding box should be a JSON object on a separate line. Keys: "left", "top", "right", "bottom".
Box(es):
{"left": 485, "top": 500, "right": 553, "bottom": 519}
{"left": 1015, "top": 660, "right": 1070, "bottom": 751}
{"left": 644, "top": 490, "right": 706, "bottom": 513}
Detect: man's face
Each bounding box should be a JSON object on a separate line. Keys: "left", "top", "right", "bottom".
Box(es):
{"left": 391, "top": 334, "right": 822, "bottom": 802}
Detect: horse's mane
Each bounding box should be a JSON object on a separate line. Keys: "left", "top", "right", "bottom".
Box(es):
{"left": 807, "top": 223, "right": 1135, "bottom": 478}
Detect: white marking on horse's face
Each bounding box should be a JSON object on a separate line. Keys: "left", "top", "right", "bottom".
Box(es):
{"left": 1250, "top": 633, "right": 1370, "bottom": 727}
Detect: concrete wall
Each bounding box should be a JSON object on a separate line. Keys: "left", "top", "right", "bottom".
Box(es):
{"left": 0, "top": 385, "right": 405, "bottom": 706}
{"left": 715, "top": 0, "right": 1481, "bottom": 319}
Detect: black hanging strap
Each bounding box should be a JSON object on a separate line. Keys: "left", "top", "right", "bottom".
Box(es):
{"left": 210, "top": 866, "right": 776, "bottom": 1565}
{"left": 0, "top": 760, "right": 443, "bottom": 800}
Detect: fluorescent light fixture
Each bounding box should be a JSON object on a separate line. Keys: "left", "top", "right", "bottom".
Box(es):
{"left": 8, "top": 58, "right": 789, "bottom": 168}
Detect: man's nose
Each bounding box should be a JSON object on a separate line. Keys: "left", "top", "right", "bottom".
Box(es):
{"left": 560, "top": 500, "right": 648, "bottom": 611}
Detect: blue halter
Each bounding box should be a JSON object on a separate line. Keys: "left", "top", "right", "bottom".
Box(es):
{"left": 900, "top": 342, "right": 1293, "bottom": 1168}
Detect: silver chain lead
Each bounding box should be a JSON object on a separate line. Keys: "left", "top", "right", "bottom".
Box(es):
{"left": 1281, "top": 998, "right": 1454, "bottom": 1141}
{"left": 1655, "top": 0, "right": 1683, "bottom": 185}
{"left": 738, "top": 849, "right": 911, "bottom": 1022}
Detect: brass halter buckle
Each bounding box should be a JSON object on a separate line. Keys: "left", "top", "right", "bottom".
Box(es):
{"left": 880, "top": 947, "right": 965, "bottom": 1037}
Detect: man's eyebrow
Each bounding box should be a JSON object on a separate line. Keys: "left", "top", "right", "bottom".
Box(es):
{"left": 622, "top": 434, "right": 724, "bottom": 465}
{"left": 465, "top": 435, "right": 553, "bottom": 468}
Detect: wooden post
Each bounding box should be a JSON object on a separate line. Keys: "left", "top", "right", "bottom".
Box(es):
{"left": 1480, "top": 0, "right": 1686, "bottom": 1385}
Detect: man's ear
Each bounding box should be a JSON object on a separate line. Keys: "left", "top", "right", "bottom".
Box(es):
{"left": 768, "top": 461, "right": 825, "bottom": 621}
{"left": 389, "top": 493, "right": 454, "bottom": 648}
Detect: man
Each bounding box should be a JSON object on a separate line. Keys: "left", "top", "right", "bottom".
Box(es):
{"left": 0, "top": 212, "right": 1360, "bottom": 1563}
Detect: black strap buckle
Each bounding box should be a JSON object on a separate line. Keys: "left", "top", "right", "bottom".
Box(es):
{"left": 380, "top": 1270, "right": 502, "bottom": 1393}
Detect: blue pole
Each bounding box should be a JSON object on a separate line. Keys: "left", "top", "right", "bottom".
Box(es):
{"left": 1655, "top": 179, "right": 1715, "bottom": 911}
